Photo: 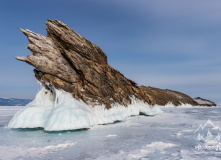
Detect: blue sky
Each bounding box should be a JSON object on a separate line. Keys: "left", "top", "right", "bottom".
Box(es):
{"left": 0, "top": 0, "right": 220, "bottom": 104}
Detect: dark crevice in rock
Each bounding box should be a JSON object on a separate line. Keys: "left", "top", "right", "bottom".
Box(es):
{"left": 59, "top": 49, "right": 85, "bottom": 82}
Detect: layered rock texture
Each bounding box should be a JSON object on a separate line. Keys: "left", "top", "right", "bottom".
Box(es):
{"left": 16, "top": 19, "right": 216, "bottom": 107}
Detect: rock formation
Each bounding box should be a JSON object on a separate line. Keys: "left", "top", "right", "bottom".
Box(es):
{"left": 194, "top": 97, "right": 216, "bottom": 107}
{"left": 140, "top": 86, "right": 199, "bottom": 106}
{"left": 15, "top": 19, "right": 216, "bottom": 107}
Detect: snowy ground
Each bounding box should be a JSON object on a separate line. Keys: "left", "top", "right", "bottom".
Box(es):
{"left": 1, "top": 105, "right": 221, "bottom": 160}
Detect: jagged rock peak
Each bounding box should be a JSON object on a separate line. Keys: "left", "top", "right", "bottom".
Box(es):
{"left": 16, "top": 19, "right": 147, "bottom": 108}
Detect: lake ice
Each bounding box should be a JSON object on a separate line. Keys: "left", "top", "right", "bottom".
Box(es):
{"left": 1, "top": 105, "right": 221, "bottom": 160}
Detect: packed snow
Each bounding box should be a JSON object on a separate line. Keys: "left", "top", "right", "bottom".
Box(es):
{"left": 8, "top": 87, "right": 163, "bottom": 131}
{"left": 1, "top": 105, "right": 221, "bottom": 159}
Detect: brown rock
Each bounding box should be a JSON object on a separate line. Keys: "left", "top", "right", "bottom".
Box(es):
{"left": 140, "top": 86, "right": 198, "bottom": 106}
{"left": 15, "top": 19, "right": 215, "bottom": 108}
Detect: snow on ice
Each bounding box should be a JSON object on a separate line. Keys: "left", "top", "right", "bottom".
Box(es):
{"left": 1, "top": 103, "right": 221, "bottom": 159}
{"left": 1, "top": 85, "right": 221, "bottom": 159}
{"left": 8, "top": 87, "right": 163, "bottom": 131}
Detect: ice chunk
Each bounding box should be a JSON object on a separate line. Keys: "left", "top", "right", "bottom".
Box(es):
{"left": 8, "top": 86, "right": 163, "bottom": 131}
{"left": 8, "top": 87, "right": 54, "bottom": 128}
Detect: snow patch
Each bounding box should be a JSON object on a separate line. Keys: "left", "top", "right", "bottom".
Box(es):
{"left": 126, "top": 142, "right": 177, "bottom": 160}
{"left": 0, "top": 142, "right": 76, "bottom": 160}
{"left": 106, "top": 134, "right": 118, "bottom": 137}
{"left": 8, "top": 87, "right": 163, "bottom": 131}
{"left": 145, "top": 141, "right": 177, "bottom": 149}
{"left": 159, "top": 102, "right": 200, "bottom": 108}
{"left": 31, "top": 142, "right": 76, "bottom": 151}
{"left": 95, "top": 141, "right": 178, "bottom": 160}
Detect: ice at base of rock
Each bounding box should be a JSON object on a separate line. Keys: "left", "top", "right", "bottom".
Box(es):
{"left": 8, "top": 87, "right": 163, "bottom": 131}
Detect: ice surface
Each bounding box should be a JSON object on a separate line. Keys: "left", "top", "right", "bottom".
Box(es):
{"left": 2, "top": 106, "right": 221, "bottom": 159}
{"left": 8, "top": 87, "right": 163, "bottom": 131}
{"left": 0, "top": 142, "right": 76, "bottom": 160}
{"left": 96, "top": 141, "right": 178, "bottom": 160}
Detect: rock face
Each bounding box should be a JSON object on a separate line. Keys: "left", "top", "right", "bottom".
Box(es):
{"left": 16, "top": 19, "right": 216, "bottom": 107}
{"left": 140, "top": 86, "right": 199, "bottom": 106}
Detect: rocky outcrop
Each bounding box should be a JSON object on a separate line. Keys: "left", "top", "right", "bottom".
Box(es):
{"left": 15, "top": 19, "right": 216, "bottom": 107}
{"left": 140, "top": 86, "right": 199, "bottom": 106}
{"left": 194, "top": 97, "right": 216, "bottom": 106}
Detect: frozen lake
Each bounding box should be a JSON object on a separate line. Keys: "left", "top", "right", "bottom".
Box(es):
{"left": 1, "top": 106, "right": 221, "bottom": 160}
